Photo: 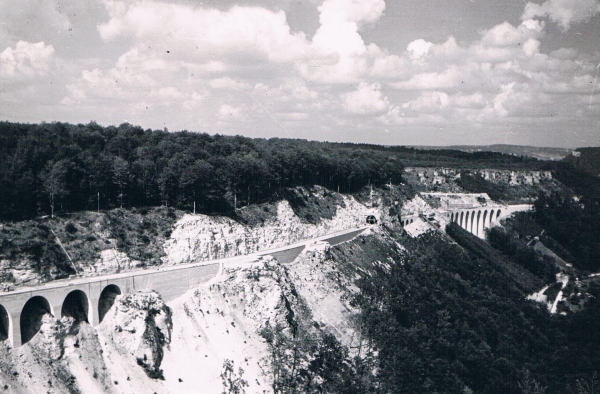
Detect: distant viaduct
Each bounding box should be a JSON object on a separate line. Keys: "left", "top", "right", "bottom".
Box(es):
{"left": 401, "top": 204, "right": 532, "bottom": 238}
{"left": 0, "top": 227, "right": 366, "bottom": 348}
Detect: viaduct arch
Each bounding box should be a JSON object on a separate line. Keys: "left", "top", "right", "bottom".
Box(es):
{"left": 0, "top": 305, "right": 10, "bottom": 343}
{"left": 98, "top": 285, "right": 121, "bottom": 323}
{"left": 0, "top": 226, "right": 366, "bottom": 347}
{"left": 20, "top": 296, "right": 53, "bottom": 345}
{"left": 61, "top": 290, "right": 92, "bottom": 324}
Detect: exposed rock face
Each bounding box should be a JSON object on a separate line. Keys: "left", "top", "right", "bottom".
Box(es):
{"left": 285, "top": 241, "right": 361, "bottom": 350}
{"left": 405, "top": 167, "right": 553, "bottom": 189}
{"left": 156, "top": 258, "right": 308, "bottom": 392}
{"left": 0, "top": 316, "right": 114, "bottom": 394}
{"left": 401, "top": 195, "right": 434, "bottom": 217}
{"left": 403, "top": 167, "right": 463, "bottom": 192}
{"left": 94, "top": 249, "right": 141, "bottom": 274}
{"left": 164, "top": 197, "right": 367, "bottom": 265}
{"left": 0, "top": 207, "right": 180, "bottom": 288}
{"left": 477, "top": 169, "right": 552, "bottom": 186}
{"left": 97, "top": 291, "right": 172, "bottom": 379}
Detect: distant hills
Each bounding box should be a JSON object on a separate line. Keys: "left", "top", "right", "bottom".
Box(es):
{"left": 410, "top": 144, "right": 573, "bottom": 161}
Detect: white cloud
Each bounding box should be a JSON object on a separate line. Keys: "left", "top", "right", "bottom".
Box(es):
{"left": 342, "top": 82, "right": 389, "bottom": 115}
{"left": 302, "top": 0, "right": 402, "bottom": 83}
{"left": 209, "top": 77, "right": 251, "bottom": 91}
{"left": 480, "top": 20, "right": 544, "bottom": 47}
{"left": 385, "top": 14, "right": 599, "bottom": 127}
{"left": 402, "top": 91, "right": 450, "bottom": 113}
{"left": 522, "top": 0, "right": 600, "bottom": 30}
{"left": 493, "top": 82, "right": 516, "bottom": 117}
{"left": 312, "top": 0, "right": 385, "bottom": 56}
{"left": 218, "top": 104, "right": 244, "bottom": 120}
{"left": 318, "top": 0, "right": 386, "bottom": 25}
{"left": 407, "top": 39, "right": 433, "bottom": 60}
{"left": 392, "top": 66, "right": 463, "bottom": 90}
{"left": 0, "top": 41, "right": 55, "bottom": 80}
{"left": 98, "top": 2, "right": 309, "bottom": 64}
{"left": 24, "top": 0, "right": 599, "bottom": 146}
{"left": 550, "top": 47, "right": 578, "bottom": 59}
{"left": 453, "top": 92, "right": 488, "bottom": 109}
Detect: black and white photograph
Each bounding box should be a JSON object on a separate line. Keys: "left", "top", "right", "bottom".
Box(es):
{"left": 0, "top": 0, "right": 599, "bottom": 392}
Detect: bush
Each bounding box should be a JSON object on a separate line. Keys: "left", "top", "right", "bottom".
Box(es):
{"left": 65, "top": 222, "right": 77, "bottom": 234}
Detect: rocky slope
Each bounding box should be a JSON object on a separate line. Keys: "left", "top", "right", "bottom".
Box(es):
{"left": 163, "top": 192, "right": 367, "bottom": 265}
{"left": 0, "top": 186, "right": 385, "bottom": 392}
{"left": 0, "top": 227, "right": 383, "bottom": 393}
{"left": 0, "top": 187, "right": 371, "bottom": 289}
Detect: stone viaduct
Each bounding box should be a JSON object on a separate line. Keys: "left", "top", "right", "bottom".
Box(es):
{"left": 0, "top": 227, "right": 366, "bottom": 348}
{"left": 446, "top": 204, "right": 531, "bottom": 237}
{"left": 401, "top": 193, "right": 531, "bottom": 238}
{"left": 402, "top": 204, "right": 531, "bottom": 237}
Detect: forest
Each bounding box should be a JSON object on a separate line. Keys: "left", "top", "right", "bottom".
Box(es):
{"left": 0, "top": 121, "right": 405, "bottom": 221}
{"left": 0, "top": 120, "right": 548, "bottom": 222}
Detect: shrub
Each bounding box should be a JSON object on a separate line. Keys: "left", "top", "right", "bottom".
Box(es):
{"left": 65, "top": 222, "right": 77, "bottom": 234}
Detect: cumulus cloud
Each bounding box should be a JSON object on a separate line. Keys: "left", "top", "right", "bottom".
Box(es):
{"left": 312, "top": 0, "right": 384, "bottom": 55}
{"left": 342, "top": 82, "right": 389, "bottom": 115}
{"left": 49, "top": 0, "right": 600, "bottom": 145}
{"left": 0, "top": 41, "right": 55, "bottom": 80}
{"left": 407, "top": 39, "right": 433, "bottom": 60}
{"left": 218, "top": 104, "right": 245, "bottom": 121}
{"left": 522, "top": 0, "right": 600, "bottom": 30}
{"left": 98, "top": 2, "right": 309, "bottom": 64}
{"left": 318, "top": 0, "right": 386, "bottom": 25}
{"left": 60, "top": 0, "right": 403, "bottom": 128}
{"left": 302, "top": 0, "right": 403, "bottom": 83}
{"left": 385, "top": 13, "right": 599, "bottom": 127}
{"left": 402, "top": 91, "right": 450, "bottom": 113}
{"left": 480, "top": 19, "right": 544, "bottom": 47}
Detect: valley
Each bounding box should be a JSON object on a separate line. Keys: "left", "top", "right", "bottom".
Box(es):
{"left": 0, "top": 123, "right": 599, "bottom": 393}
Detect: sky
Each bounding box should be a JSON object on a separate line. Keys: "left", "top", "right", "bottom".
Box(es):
{"left": 0, "top": 0, "right": 599, "bottom": 148}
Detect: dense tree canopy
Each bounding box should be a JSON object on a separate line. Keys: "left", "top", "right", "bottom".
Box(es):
{"left": 0, "top": 120, "right": 570, "bottom": 223}
{"left": 0, "top": 121, "right": 407, "bottom": 220}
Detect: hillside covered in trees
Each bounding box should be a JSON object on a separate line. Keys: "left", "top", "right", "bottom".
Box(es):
{"left": 0, "top": 121, "right": 405, "bottom": 221}
{"left": 0, "top": 121, "right": 548, "bottom": 221}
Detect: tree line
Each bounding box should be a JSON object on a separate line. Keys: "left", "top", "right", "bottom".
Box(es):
{"left": 0, "top": 121, "right": 405, "bottom": 221}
